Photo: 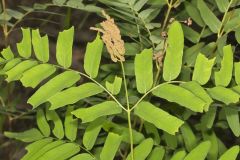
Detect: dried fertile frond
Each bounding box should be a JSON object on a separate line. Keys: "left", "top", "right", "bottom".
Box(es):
{"left": 90, "top": 10, "right": 125, "bottom": 62}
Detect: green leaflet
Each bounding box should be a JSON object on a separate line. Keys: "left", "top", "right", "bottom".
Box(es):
{"left": 180, "top": 123, "right": 197, "bottom": 152}
{"left": 182, "top": 25, "right": 200, "bottom": 44}
{"left": 236, "top": 29, "right": 240, "bottom": 44}
{"left": 163, "top": 21, "right": 184, "bottom": 81}
{"left": 144, "top": 122, "right": 160, "bottom": 145}
{"left": 102, "top": 121, "right": 145, "bottom": 144}
{"left": 134, "top": 48, "right": 153, "bottom": 93}
{"left": 0, "top": 57, "right": 5, "bottom": 63}
{"left": 183, "top": 43, "right": 205, "bottom": 67}
{"left": 170, "top": 150, "right": 186, "bottom": 160}
{"left": 163, "top": 132, "right": 178, "bottom": 149}
{"left": 125, "top": 42, "right": 141, "bottom": 56}
{"left": 234, "top": 62, "right": 240, "bottom": 85}
{"left": 133, "top": 0, "right": 148, "bottom": 11}
{"left": 1, "top": 58, "right": 21, "bottom": 73}
{"left": 152, "top": 83, "right": 206, "bottom": 112}
{"left": 215, "top": 45, "right": 233, "bottom": 87}
{"left": 27, "top": 140, "right": 65, "bottom": 160}
{"left": 28, "top": 71, "right": 80, "bottom": 108}
{"left": 5, "top": 60, "right": 38, "bottom": 82}
{"left": 202, "top": 131, "right": 218, "bottom": 160}
{"left": 207, "top": 86, "right": 240, "bottom": 105}
{"left": 232, "top": 85, "right": 240, "bottom": 94}
{"left": 134, "top": 102, "right": 184, "bottom": 135}
{"left": 56, "top": 27, "right": 74, "bottom": 68}
{"left": 200, "top": 107, "right": 217, "bottom": 129}
{"left": 180, "top": 67, "right": 191, "bottom": 81}
{"left": 1, "top": 46, "right": 14, "bottom": 60}
{"left": 53, "top": 0, "right": 66, "bottom": 5}
{"left": 100, "top": 132, "right": 122, "bottom": 160}
{"left": 197, "top": 0, "right": 221, "bottom": 33}
{"left": 46, "top": 110, "right": 64, "bottom": 139}
{"left": 219, "top": 145, "right": 239, "bottom": 160}
{"left": 138, "top": 8, "right": 156, "bottom": 21}
{"left": 72, "top": 101, "right": 122, "bottom": 123}
{"left": 17, "top": 28, "right": 32, "bottom": 58}
{"left": 106, "top": 76, "right": 122, "bottom": 95}
{"left": 126, "top": 138, "right": 153, "bottom": 160}
{"left": 83, "top": 118, "right": 105, "bottom": 150}
{"left": 84, "top": 33, "right": 103, "bottom": 78}
{"left": 49, "top": 82, "right": 103, "bottom": 110}
{"left": 6, "top": 8, "right": 24, "bottom": 19}
{"left": 217, "top": 34, "right": 227, "bottom": 57}
{"left": 214, "top": 0, "right": 229, "bottom": 12}
{"left": 4, "top": 128, "right": 44, "bottom": 142}
{"left": 32, "top": 29, "right": 49, "bottom": 63}
{"left": 218, "top": 138, "right": 227, "bottom": 156}
{"left": 129, "top": 0, "right": 137, "bottom": 6}
{"left": 180, "top": 81, "right": 213, "bottom": 111}
{"left": 70, "top": 153, "right": 94, "bottom": 160}
{"left": 65, "top": 106, "right": 78, "bottom": 141}
{"left": 184, "top": 141, "right": 211, "bottom": 160}
{"left": 66, "top": 0, "right": 84, "bottom": 8}
{"left": 147, "top": 146, "right": 165, "bottom": 160}
{"left": 223, "top": 11, "right": 240, "bottom": 33}
{"left": 20, "top": 64, "right": 56, "bottom": 88}
{"left": 38, "top": 143, "right": 80, "bottom": 160}
{"left": 184, "top": 1, "right": 204, "bottom": 27}
{"left": 21, "top": 138, "right": 53, "bottom": 160}
{"left": 37, "top": 108, "right": 50, "bottom": 137}
{"left": 192, "top": 53, "right": 215, "bottom": 85}
{"left": 224, "top": 107, "right": 240, "bottom": 137}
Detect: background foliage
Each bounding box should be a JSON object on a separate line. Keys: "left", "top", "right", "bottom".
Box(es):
{"left": 1, "top": 0, "right": 240, "bottom": 160}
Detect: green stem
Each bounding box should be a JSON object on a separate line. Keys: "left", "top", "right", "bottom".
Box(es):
{"left": 64, "top": 8, "right": 71, "bottom": 29}
{"left": 120, "top": 61, "right": 134, "bottom": 160}
{"left": 217, "top": 0, "right": 234, "bottom": 38}
{"left": 162, "top": 0, "right": 173, "bottom": 31}
{"left": 197, "top": 26, "right": 206, "bottom": 43}
{"left": 10, "top": 110, "right": 35, "bottom": 120}
{"left": 7, "top": 11, "right": 32, "bottom": 36}
{"left": 151, "top": 0, "right": 174, "bottom": 88}
{"left": 153, "top": 36, "right": 167, "bottom": 87}
{"left": 78, "top": 12, "right": 90, "bottom": 29}
{"left": 153, "top": 66, "right": 161, "bottom": 87}
{"left": 1, "top": 0, "right": 8, "bottom": 41}
{"left": 127, "top": 110, "right": 134, "bottom": 160}
{"left": 120, "top": 62, "right": 130, "bottom": 109}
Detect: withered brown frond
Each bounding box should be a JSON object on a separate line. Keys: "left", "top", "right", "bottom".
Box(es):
{"left": 90, "top": 10, "right": 125, "bottom": 62}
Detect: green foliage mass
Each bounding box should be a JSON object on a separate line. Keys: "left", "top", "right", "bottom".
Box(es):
{"left": 1, "top": 0, "right": 240, "bottom": 160}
